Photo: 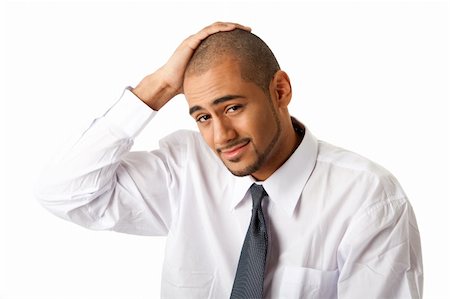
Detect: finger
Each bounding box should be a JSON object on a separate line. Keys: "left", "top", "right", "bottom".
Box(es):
{"left": 181, "top": 22, "right": 252, "bottom": 53}
{"left": 203, "top": 21, "right": 251, "bottom": 35}
{"left": 188, "top": 22, "right": 251, "bottom": 48}
{"left": 223, "top": 22, "right": 252, "bottom": 32}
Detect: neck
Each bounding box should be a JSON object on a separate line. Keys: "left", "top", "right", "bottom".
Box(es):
{"left": 251, "top": 116, "right": 303, "bottom": 181}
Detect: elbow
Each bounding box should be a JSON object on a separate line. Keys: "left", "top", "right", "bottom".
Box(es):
{"left": 34, "top": 176, "right": 74, "bottom": 218}
{"left": 34, "top": 174, "right": 93, "bottom": 219}
{"left": 34, "top": 172, "right": 116, "bottom": 222}
{"left": 34, "top": 173, "right": 58, "bottom": 209}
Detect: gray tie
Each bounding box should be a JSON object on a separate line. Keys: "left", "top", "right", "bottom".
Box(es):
{"left": 230, "top": 183, "right": 268, "bottom": 299}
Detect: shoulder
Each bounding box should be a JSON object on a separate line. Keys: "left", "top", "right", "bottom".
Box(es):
{"left": 315, "top": 140, "right": 406, "bottom": 202}
{"left": 317, "top": 140, "right": 389, "bottom": 176}
{"left": 314, "top": 141, "right": 416, "bottom": 241}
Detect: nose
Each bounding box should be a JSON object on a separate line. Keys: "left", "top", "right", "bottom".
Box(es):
{"left": 213, "top": 118, "right": 237, "bottom": 146}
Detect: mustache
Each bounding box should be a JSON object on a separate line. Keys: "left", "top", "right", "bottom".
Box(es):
{"left": 216, "top": 138, "right": 251, "bottom": 153}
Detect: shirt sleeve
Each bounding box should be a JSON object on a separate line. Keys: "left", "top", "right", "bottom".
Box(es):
{"left": 35, "top": 88, "right": 182, "bottom": 236}
{"left": 336, "top": 179, "right": 423, "bottom": 298}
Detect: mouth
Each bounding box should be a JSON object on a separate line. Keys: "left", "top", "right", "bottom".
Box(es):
{"left": 218, "top": 140, "right": 251, "bottom": 161}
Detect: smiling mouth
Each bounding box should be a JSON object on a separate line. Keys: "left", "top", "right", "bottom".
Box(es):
{"left": 217, "top": 139, "right": 251, "bottom": 160}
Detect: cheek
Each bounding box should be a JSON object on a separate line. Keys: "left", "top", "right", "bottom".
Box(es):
{"left": 199, "top": 126, "right": 216, "bottom": 151}
{"left": 244, "top": 105, "right": 278, "bottom": 138}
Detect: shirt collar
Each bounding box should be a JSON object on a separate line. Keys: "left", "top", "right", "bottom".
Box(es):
{"left": 229, "top": 123, "right": 319, "bottom": 216}
{"left": 229, "top": 175, "right": 254, "bottom": 211}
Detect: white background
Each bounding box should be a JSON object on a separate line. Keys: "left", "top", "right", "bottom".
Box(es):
{"left": 1, "top": 0, "right": 449, "bottom": 298}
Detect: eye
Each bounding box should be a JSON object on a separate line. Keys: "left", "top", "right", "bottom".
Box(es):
{"left": 226, "top": 105, "right": 243, "bottom": 113}
{"left": 196, "top": 114, "right": 211, "bottom": 123}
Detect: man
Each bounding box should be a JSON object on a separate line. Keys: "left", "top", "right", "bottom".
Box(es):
{"left": 36, "top": 22, "right": 423, "bottom": 298}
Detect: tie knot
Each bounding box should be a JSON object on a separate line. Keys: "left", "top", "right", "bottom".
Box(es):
{"left": 250, "top": 183, "right": 267, "bottom": 209}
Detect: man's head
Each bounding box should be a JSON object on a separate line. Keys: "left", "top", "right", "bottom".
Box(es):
{"left": 184, "top": 29, "right": 297, "bottom": 180}
{"left": 185, "top": 29, "right": 280, "bottom": 93}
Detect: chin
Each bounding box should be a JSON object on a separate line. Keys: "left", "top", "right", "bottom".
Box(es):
{"left": 228, "top": 168, "right": 252, "bottom": 177}
{"left": 224, "top": 163, "right": 245, "bottom": 176}
{"left": 224, "top": 161, "right": 260, "bottom": 177}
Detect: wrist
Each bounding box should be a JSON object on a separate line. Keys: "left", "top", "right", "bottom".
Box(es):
{"left": 131, "top": 74, "right": 178, "bottom": 111}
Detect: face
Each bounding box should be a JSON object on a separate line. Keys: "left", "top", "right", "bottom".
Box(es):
{"left": 184, "top": 58, "right": 285, "bottom": 180}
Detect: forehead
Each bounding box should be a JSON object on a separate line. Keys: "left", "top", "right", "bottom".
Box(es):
{"left": 185, "top": 57, "right": 240, "bottom": 87}
{"left": 184, "top": 58, "right": 252, "bottom": 105}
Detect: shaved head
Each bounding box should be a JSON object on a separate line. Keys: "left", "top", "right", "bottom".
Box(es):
{"left": 184, "top": 29, "right": 280, "bottom": 93}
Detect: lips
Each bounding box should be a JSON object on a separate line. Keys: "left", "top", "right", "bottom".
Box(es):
{"left": 219, "top": 140, "right": 250, "bottom": 160}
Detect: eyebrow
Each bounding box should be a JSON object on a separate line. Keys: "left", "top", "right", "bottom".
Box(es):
{"left": 189, "top": 95, "right": 244, "bottom": 115}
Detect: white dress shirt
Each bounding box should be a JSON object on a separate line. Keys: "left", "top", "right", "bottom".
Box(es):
{"left": 36, "top": 88, "right": 423, "bottom": 298}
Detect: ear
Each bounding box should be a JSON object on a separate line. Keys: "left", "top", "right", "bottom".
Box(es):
{"left": 270, "top": 70, "right": 292, "bottom": 108}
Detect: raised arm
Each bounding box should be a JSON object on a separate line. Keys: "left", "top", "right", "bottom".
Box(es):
{"left": 35, "top": 22, "right": 250, "bottom": 235}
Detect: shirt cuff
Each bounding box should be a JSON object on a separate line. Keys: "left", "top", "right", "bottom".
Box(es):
{"left": 104, "top": 87, "right": 157, "bottom": 138}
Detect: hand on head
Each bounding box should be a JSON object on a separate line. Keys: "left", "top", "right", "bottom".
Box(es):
{"left": 132, "top": 22, "right": 251, "bottom": 110}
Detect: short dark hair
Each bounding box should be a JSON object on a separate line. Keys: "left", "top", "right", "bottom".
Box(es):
{"left": 185, "top": 29, "right": 280, "bottom": 93}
